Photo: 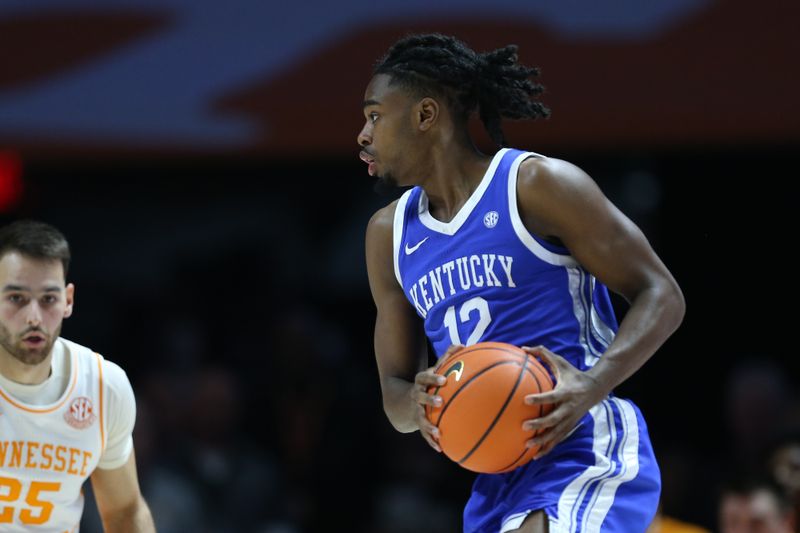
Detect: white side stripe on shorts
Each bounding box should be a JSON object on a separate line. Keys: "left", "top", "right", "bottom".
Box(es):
{"left": 550, "top": 398, "right": 640, "bottom": 533}
{"left": 581, "top": 398, "right": 640, "bottom": 533}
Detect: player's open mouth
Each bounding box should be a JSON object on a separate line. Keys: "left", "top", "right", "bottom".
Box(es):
{"left": 360, "top": 150, "right": 376, "bottom": 176}
{"left": 22, "top": 334, "right": 45, "bottom": 346}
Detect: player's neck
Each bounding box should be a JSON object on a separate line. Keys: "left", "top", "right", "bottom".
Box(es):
{"left": 0, "top": 348, "right": 53, "bottom": 385}
{"left": 421, "top": 143, "right": 493, "bottom": 223}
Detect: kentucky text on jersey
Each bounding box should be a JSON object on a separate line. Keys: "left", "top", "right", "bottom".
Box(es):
{"left": 408, "top": 254, "right": 515, "bottom": 317}
{"left": 0, "top": 441, "right": 93, "bottom": 477}
{"left": 395, "top": 148, "right": 621, "bottom": 366}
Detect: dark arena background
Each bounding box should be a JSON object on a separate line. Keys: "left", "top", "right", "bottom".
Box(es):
{"left": 1, "top": 1, "right": 798, "bottom": 531}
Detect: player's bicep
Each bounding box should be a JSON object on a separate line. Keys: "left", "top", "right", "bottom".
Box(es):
{"left": 374, "top": 291, "right": 428, "bottom": 383}
{"left": 519, "top": 159, "right": 673, "bottom": 301}
{"left": 564, "top": 197, "right": 661, "bottom": 301}
{"left": 365, "top": 205, "right": 427, "bottom": 386}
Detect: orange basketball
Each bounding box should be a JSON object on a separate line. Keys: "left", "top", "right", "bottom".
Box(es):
{"left": 425, "top": 342, "right": 555, "bottom": 474}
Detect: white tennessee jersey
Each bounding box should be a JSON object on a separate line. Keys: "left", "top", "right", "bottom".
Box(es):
{"left": 0, "top": 338, "right": 136, "bottom": 532}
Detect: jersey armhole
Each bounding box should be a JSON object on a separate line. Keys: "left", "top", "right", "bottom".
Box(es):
{"left": 94, "top": 352, "right": 107, "bottom": 453}
{"left": 507, "top": 152, "right": 579, "bottom": 267}
{"left": 393, "top": 189, "right": 414, "bottom": 286}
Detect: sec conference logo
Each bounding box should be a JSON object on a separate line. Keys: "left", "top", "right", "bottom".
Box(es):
{"left": 484, "top": 211, "right": 499, "bottom": 228}
{"left": 64, "top": 397, "right": 96, "bottom": 429}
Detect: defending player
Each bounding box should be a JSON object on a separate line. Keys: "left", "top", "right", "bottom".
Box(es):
{"left": 362, "top": 34, "right": 685, "bottom": 532}
{"left": 0, "top": 220, "right": 155, "bottom": 532}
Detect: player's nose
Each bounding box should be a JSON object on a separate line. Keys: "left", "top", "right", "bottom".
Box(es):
{"left": 26, "top": 302, "right": 43, "bottom": 326}
{"left": 357, "top": 123, "right": 372, "bottom": 147}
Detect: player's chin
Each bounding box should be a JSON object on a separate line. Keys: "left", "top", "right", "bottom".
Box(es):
{"left": 14, "top": 343, "right": 51, "bottom": 365}
{"left": 372, "top": 172, "right": 400, "bottom": 194}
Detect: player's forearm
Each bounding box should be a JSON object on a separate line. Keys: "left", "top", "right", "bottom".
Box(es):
{"left": 101, "top": 497, "right": 156, "bottom": 533}
{"left": 586, "top": 280, "right": 685, "bottom": 394}
{"left": 381, "top": 376, "right": 421, "bottom": 433}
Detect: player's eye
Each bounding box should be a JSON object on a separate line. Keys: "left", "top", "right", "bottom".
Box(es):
{"left": 7, "top": 294, "right": 26, "bottom": 304}
{"left": 41, "top": 295, "right": 58, "bottom": 305}
{"left": 370, "top": 112, "right": 379, "bottom": 123}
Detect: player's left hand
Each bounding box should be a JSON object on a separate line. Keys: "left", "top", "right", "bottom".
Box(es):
{"left": 521, "top": 345, "right": 608, "bottom": 459}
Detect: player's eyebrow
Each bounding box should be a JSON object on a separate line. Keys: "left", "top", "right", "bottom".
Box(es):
{"left": 2, "top": 284, "right": 61, "bottom": 292}
{"left": 363, "top": 99, "right": 381, "bottom": 108}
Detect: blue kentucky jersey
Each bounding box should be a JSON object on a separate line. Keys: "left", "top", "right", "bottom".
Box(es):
{"left": 393, "top": 148, "right": 619, "bottom": 371}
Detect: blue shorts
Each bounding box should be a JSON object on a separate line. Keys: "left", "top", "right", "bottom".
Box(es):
{"left": 463, "top": 397, "right": 660, "bottom": 533}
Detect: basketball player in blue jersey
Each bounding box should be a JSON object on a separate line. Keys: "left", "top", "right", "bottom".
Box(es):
{"left": 362, "top": 34, "right": 685, "bottom": 533}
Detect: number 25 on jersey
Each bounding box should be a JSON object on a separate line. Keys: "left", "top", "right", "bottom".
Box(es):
{"left": 0, "top": 477, "right": 60, "bottom": 525}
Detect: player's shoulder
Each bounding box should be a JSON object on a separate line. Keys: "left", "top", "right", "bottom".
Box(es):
{"left": 365, "top": 197, "right": 406, "bottom": 278}
{"left": 518, "top": 154, "right": 593, "bottom": 194}
{"left": 98, "top": 358, "right": 134, "bottom": 398}
{"left": 515, "top": 155, "right": 603, "bottom": 237}
{"left": 366, "top": 197, "right": 405, "bottom": 250}
{"left": 59, "top": 338, "right": 134, "bottom": 398}
{"left": 367, "top": 198, "right": 401, "bottom": 232}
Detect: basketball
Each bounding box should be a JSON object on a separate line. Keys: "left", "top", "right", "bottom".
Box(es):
{"left": 425, "top": 342, "right": 555, "bottom": 474}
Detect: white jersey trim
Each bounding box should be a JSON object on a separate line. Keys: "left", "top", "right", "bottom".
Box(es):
{"left": 418, "top": 148, "right": 508, "bottom": 236}
{"left": 567, "top": 268, "right": 617, "bottom": 368}
{"left": 568, "top": 267, "right": 602, "bottom": 368}
{"left": 0, "top": 342, "right": 79, "bottom": 413}
{"left": 589, "top": 277, "right": 616, "bottom": 348}
{"left": 508, "top": 151, "right": 579, "bottom": 267}
{"left": 393, "top": 189, "right": 414, "bottom": 287}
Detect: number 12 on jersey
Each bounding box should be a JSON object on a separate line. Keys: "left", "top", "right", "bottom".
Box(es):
{"left": 443, "top": 296, "right": 492, "bottom": 346}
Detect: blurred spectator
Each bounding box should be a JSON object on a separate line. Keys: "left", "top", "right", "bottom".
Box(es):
{"left": 768, "top": 430, "right": 800, "bottom": 533}
{"left": 725, "top": 360, "right": 792, "bottom": 473}
{"left": 719, "top": 477, "right": 795, "bottom": 533}
{"left": 656, "top": 445, "right": 715, "bottom": 528}
{"left": 180, "top": 366, "right": 281, "bottom": 532}
{"left": 132, "top": 396, "right": 206, "bottom": 533}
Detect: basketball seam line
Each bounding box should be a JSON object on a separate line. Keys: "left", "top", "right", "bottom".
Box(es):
{"left": 457, "top": 355, "right": 528, "bottom": 465}
{"left": 432, "top": 360, "right": 521, "bottom": 427}
{"left": 492, "top": 352, "right": 533, "bottom": 473}
{"left": 434, "top": 344, "right": 526, "bottom": 376}
{"left": 429, "top": 345, "right": 525, "bottom": 416}
{"left": 493, "top": 356, "right": 549, "bottom": 473}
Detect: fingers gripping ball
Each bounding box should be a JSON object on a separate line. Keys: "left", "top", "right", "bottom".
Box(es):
{"left": 425, "top": 342, "right": 555, "bottom": 473}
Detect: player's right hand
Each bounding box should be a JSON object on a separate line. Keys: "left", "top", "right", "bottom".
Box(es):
{"left": 410, "top": 344, "right": 464, "bottom": 452}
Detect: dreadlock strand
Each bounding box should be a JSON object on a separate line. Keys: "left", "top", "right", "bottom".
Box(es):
{"left": 374, "top": 34, "right": 549, "bottom": 146}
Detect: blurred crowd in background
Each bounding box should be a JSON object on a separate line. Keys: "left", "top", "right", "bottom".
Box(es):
{"left": 1, "top": 0, "right": 798, "bottom": 531}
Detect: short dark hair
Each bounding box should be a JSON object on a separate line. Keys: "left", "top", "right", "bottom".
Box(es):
{"left": 0, "top": 220, "right": 71, "bottom": 278}
{"left": 374, "top": 33, "right": 550, "bottom": 147}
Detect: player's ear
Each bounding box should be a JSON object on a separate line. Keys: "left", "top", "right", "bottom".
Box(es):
{"left": 64, "top": 283, "right": 75, "bottom": 318}
{"left": 417, "top": 97, "right": 439, "bottom": 131}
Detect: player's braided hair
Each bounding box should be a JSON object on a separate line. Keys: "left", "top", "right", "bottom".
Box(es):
{"left": 374, "top": 33, "right": 550, "bottom": 147}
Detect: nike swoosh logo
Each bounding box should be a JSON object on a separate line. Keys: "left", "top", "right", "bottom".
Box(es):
{"left": 404, "top": 237, "right": 429, "bottom": 255}
{"left": 443, "top": 360, "right": 464, "bottom": 382}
